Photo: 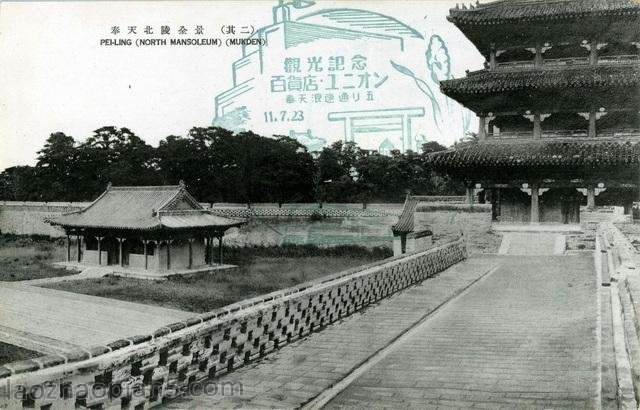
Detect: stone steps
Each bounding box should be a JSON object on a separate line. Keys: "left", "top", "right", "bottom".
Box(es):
{"left": 499, "top": 232, "right": 565, "bottom": 255}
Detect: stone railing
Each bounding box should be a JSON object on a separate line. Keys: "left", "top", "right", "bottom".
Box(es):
{"left": 597, "top": 223, "right": 638, "bottom": 285}
{"left": 542, "top": 57, "right": 590, "bottom": 67}
{"left": 486, "top": 129, "right": 640, "bottom": 141}
{"left": 0, "top": 238, "right": 467, "bottom": 409}
{"left": 598, "top": 54, "right": 640, "bottom": 64}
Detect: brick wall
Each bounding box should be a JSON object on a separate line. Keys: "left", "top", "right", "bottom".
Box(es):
{"left": 0, "top": 202, "right": 398, "bottom": 246}
{"left": 0, "top": 238, "right": 467, "bottom": 409}
{"left": 413, "top": 206, "right": 498, "bottom": 254}
{"left": 0, "top": 202, "right": 88, "bottom": 237}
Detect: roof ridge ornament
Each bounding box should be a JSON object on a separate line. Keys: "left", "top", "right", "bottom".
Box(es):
{"left": 179, "top": 180, "right": 186, "bottom": 188}
{"left": 106, "top": 182, "right": 112, "bottom": 190}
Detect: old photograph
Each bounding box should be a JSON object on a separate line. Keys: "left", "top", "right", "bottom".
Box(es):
{"left": 0, "top": 0, "right": 639, "bottom": 408}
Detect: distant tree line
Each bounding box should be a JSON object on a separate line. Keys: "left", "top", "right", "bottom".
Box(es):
{"left": 0, "top": 126, "right": 462, "bottom": 204}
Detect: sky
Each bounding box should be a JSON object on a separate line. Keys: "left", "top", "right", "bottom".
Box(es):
{"left": 0, "top": 0, "right": 484, "bottom": 171}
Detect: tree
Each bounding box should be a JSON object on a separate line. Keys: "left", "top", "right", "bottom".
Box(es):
{"left": 421, "top": 140, "right": 448, "bottom": 154}
{"left": 315, "top": 141, "right": 362, "bottom": 202}
{"left": 35, "top": 132, "right": 77, "bottom": 200}
{"left": 76, "top": 126, "right": 160, "bottom": 198}
{"left": 0, "top": 166, "right": 39, "bottom": 201}
{"left": 263, "top": 136, "right": 315, "bottom": 206}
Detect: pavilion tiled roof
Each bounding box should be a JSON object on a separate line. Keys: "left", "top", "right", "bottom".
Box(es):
{"left": 448, "top": 0, "right": 640, "bottom": 25}
{"left": 428, "top": 139, "right": 640, "bottom": 170}
{"left": 47, "top": 185, "right": 244, "bottom": 231}
{"left": 440, "top": 64, "right": 640, "bottom": 97}
{"left": 392, "top": 197, "right": 418, "bottom": 234}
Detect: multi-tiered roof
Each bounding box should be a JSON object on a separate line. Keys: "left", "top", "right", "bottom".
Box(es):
{"left": 430, "top": 0, "right": 640, "bottom": 180}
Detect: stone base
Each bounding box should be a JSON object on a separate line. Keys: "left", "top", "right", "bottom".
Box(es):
{"left": 492, "top": 222, "right": 583, "bottom": 234}
{"left": 52, "top": 262, "right": 238, "bottom": 280}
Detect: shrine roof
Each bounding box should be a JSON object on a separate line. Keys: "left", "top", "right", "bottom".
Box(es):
{"left": 448, "top": 0, "right": 640, "bottom": 25}
{"left": 428, "top": 139, "right": 640, "bottom": 170}
{"left": 47, "top": 184, "right": 244, "bottom": 231}
{"left": 392, "top": 197, "right": 419, "bottom": 234}
{"left": 440, "top": 64, "right": 640, "bottom": 98}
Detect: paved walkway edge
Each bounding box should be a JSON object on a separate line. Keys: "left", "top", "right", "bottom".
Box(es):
{"left": 611, "top": 283, "right": 638, "bottom": 408}
{"left": 301, "top": 265, "right": 500, "bottom": 410}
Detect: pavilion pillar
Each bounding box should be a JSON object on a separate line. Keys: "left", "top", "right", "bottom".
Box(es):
{"left": 466, "top": 187, "right": 474, "bottom": 206}
{"left": 489, "top": 46, "right": 496, "bottom": 70}
{"left": 204, "top": 237, "right": 210, "bottom": 265}
{"left": 530, "top": 186, "right": 540, "bottom": 223}
{"left": 188, "top": 238, "right": 194, "bottom": 269}
{"left": 478, "top": 116, "right": 486, "bottom": 140}
{"left": 117, "top": 237, "right": 124, "bottom": 267}
{"left": 534, "top": 44, "right": 543, "bottom": 67}
{"left": 532, "top": 113, "right": 541, "bottom": 139}
{"left": 77, "top": 234, "right": 82, "bottom": 263}
{"left": 66, "top": 234, "right": 71, "bottom": 262}
{"left": 209, "top": 237, "right": 215, "bottom": 267}
{"left": 588, "top": 110, "right": 597, "bottom": 138}
{"left": 589, "top": 39, "right": 598, "bottom": 65}
{"left": 218, "top": 235, "right": 223, "bottom": 265}
{"left": 166, "top": 240, "right": 172, "bottom": 270}
{"left": 491, "top": 188, "right": 501, "bottom": 222}
{"left": 143, "top": 240, "right": 148, "bottom": 270}
{"left": 96, "top": 237, "right": 103, "bottom": 266}
{"left": 587, "top": 186, "right": 596, "bottom": 210}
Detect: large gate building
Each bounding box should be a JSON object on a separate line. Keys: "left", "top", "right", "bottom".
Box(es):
{"left": 429, "top": 0, "right": 640, "bottom": 223}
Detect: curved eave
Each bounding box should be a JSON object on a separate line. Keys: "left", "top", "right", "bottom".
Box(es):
{"left": 447, "top": 3, "right": 640, "bottom": 26}
{"left": 442, "top": 65, "right": 640, "bottom": 94}
{"left": 46, "top": 221, "right": 246, "bottom": 232}
{"left": 428, "top": 140, "right": 640, "bottom": 172}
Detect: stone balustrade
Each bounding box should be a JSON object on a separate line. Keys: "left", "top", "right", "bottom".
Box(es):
{"left": 0, "top": 238, "right": 467, "bottom": 409}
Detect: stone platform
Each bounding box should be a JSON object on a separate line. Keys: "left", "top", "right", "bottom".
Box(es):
{"left": 52, "top": 261, "right": 237, "bottom": 280}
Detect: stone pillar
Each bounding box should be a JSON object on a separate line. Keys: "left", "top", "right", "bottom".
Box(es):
{"left": 478, "top": 116, "right": 486, "bottom": 140}
{"left": 188, "top": 238, "right": 194, "bottom": 269}
{"left": 166, "top": 240, "right": 172, "bottom": 270}
{"left": 489, "top": 47, "right": 496, "bottom": 70}
{"left": 587, "top": 186, "right": 596, "bottom": 210}
{"left": 466, "top": 187, "right": 474, "bottom": 206}
{"left": 589, "top": 39, "right": 598, "bottom": 65}
{"left": 117, "top": 238, "right": 124, "bottom": 267}
{"left": 533, "top": 113, "right": 541, "bottom": 139}
{"left": 491, "top": 188, "right": 501, "bottom": 222}
{"left": 143, "top": 240, "right": 148, "bottom": 270}
{"left": 77, "top": 234, "right": 82, "bottom": 263}
{"left": 218, "top": 235, "right": 223, "bottom": 265}
{"left": 204, "top": 237, "right": 209, "bottom": 264}
{"left": 208, "top": 237, "right": 214, "bottom": 267}
{"left": 534, "top": 44, "right": 543, "bottom": 67}
{"left": 531, "top": 186, "right": 540, "bottom": 223}
{"left": 96, "top": 237, "right": 103, "bottom": 266}
{"left": 67, "top": 234, "right": 71, "bottom": 262}
{"left": 588, "top": 110, "right": 596, "bottom": 138}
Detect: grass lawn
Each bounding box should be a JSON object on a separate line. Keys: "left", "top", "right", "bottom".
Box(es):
{"left": 0, "top": 235, "right": 76, "bottom": 281}
{"left": 43, "top": 246, "right": 391, "bottom": 313}
{"left": 0, "top": 342, "right": 40, "bottom": 364}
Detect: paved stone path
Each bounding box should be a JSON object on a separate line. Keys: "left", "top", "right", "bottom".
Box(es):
{"left": 164, "top": 251, "right": 599, "bottom": 409}
{"left": 325, "top": 254, "right": 598, "bottom": 409}
{"left": 164, "top": 256, "right": 499, "bottom": 409}
{"left": 0, "top": 282, "right": 192, "bottom": 354}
